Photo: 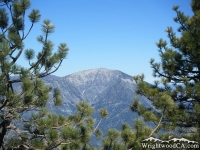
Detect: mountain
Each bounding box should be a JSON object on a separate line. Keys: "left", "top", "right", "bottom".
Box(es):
{"left": 42, "top": 68, "right": 155, "bottom": 131}
{"left": 10, "top": 68, "right": 156, "bottom": 146}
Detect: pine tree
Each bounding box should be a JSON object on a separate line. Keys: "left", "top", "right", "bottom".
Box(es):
{"left": 100, "top": 119, "right": 152, "bottom": 150}
{"left": 0, "top": 0, "right": 108, "bottom": 149}
{"left": 130, "top": 0, "right": 200, "bottom": 147}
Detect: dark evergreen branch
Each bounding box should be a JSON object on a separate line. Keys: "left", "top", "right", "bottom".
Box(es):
{"left": 10, "top": 47, "right": 23, "bottom": 64}
{"left": 46, "top": 140, "right": 64, "bottom": 150}
{"left": 22, "top": 11, "right": 25, "bottom": 39}
{"left": 0, "top": 99, "right": 8, "bottom": 110}
{"left": 39, "top": 59, "right": 63, "bottom": 77}
{"left": 22, "top": 22, "right": 33, "bottom": 40}
{"left": 1, "top": 23, "right": 13, "bottom": 35}
{"left": 28, "top": 49, "right": 46, "bottom": 71}
{"left": 175, "top": 11, "right": 188, "bottom": 32}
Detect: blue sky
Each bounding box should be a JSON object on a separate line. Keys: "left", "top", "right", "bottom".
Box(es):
{"left": 19, "top": 0, "right": 193, "bottom": 83}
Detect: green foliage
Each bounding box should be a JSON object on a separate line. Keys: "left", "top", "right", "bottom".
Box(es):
{"left": 99, "top": 108, "right": 109, "bottom": 118}
{"left": 102, "top": 128, "right": 120, "bottom": 150}
{"left": 76, "top": 100, "right": 94, "bottom": 117}
{"left": 100, "top": 119, "right": 153, "bottom": 149}
{"left": 0, "top": 0, "right": 108, "bottom": 149}
{"left": 31, "top": 139, "right": 46, "bottom": 149}
{"left": 130, "top": 0, "right": 200, "bottom": 149}
{"left": 121, "top": 123, "right": 131, "bottom": 131}
{"left": 130, "top": 98, "right": 139, "bottom": 112}
{"left": 121, "top": 128, "right": 135, "bottom": 147}
{"left": 2, "top": 0, "right": 199, "bottom": 149}
{"left": 47, "top": 129, "right": 59, "bottom": 143}
{"left": 28, "top": 9, "right": 41, "bottom": 23}
{"left": 95, "top": 129, "right": 103, "bottom": 137}
{"left": 53, "top": 88, "right": 62, "bottom": 106}
{"left": 0, "top": 9, "right": 8, "bottom": 29}
{"left": 107, "top": 128, "right": 120, "bottom": 140}
{"left": 61, "top": 125, "right": 80, "bottom": 140}
{"left": 24, "top": 49, "right": 35, "bottom": 60}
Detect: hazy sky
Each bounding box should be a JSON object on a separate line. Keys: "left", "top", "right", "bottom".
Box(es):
{"left": 18, "top": 0, "right": 193, "bottom": 83}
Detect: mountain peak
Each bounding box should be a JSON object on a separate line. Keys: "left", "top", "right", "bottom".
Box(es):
{"left": 40, "top": 68, "right": 154, "bottom": 137}
{"left": 68, "top": 68, "right": 130, "bottom": 77}
{"left": 62, "top": 68, "right": 132, "bottom": 83}
{"left": 65, "top": 68, "right": 118, "bottom": 76}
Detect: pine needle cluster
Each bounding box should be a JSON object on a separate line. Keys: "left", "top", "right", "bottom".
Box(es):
{"left": 129, "top": 0, "right": 200, "bottom": 148}
{"left": 0, "top": 0, "right": 108, "bottom": 149}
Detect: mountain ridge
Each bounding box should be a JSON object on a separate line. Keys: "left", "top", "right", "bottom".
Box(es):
{"left": 11, "top": 68, "right": 155, "bottom": 146}
{"left": 42, "top": 68, "right": 155, "bottom": 131}
{"left": 13, "top": 68, "right": 155, "bottom": 132}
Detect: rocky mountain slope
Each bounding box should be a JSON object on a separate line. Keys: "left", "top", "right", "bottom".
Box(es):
{"left": 42, "top": 68, "right": 155, "bottom": 132}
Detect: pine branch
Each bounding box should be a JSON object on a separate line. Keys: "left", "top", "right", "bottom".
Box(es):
{"left": 22, "top": 11, "right": 25, "bottom": 39}
{"left": 90, "top": 118, "right": 102, "bottom": 135}
{"left": 0, "top": 99, "right": 8, "bottom": 110}
{"left": 7, "top": 124, "right": 29, "bottom": 135}
{"left": 1, "top": 23, "right": 13, "bottom": 35}
{"left": 51, "top": 121, "right": 72, "bottom": 129}
{"left": 41, "top": 59, "right": 64, "bottom": 77}
{"left": 28, "top": 50, "right": 46, "bottom": 71}
{"left": 22, "top": 22, "right": 33, "bottom": 40}
{"left": 46, "top": 140, "right": 64, "bottom": 150}
{"left": 11, "top": 48, "right": 23, "bottom": 64}
{"left": 148, "top": 105, "right": 166, "bottom": 137}
{"left": 175, "top": 12, "right": 188, "bottom": 31}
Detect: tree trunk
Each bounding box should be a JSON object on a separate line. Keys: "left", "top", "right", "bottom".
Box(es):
{"left": 0, "top": 120, "right": 10, "bottom": 150}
